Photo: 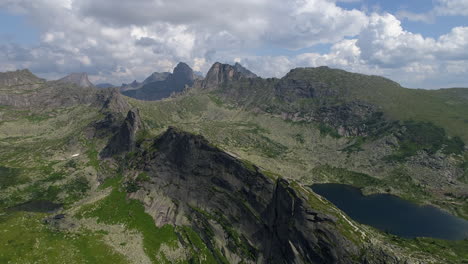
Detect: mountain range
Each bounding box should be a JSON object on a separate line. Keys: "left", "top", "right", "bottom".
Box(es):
{"left": 0, "top": 62, "right": 467, "bottom": 263}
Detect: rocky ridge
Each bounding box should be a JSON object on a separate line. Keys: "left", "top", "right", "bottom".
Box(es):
{"left": 98, "top": 123, "right": 401, "bottom": 263}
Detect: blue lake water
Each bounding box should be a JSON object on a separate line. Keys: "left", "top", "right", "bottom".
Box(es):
{"left": 311, "top": 183, "right": 468, "bottom": 240}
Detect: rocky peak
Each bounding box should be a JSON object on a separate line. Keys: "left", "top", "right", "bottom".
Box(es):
{"left": 58, "top": 72, "right": 94, "bottom": 88}
{"left": 130, "top": 80, "right": 140, "bottom": 87}
{"left": 95, "top": 88, "right": 130, "bottom": 114}
{"left": 0, "top": 69, "right": 44, "bottom": 87}
{"left": 100, "top": 108, "right": 144, "bottom": 158}
{"left": 168, "top": 62, "right": 195, "bottom": 88}
{"left": 202, "top": 62, "right": 257, "bottom": 89}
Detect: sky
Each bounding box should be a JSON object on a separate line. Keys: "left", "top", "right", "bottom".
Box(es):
{"left": 0, "top": 0, "right": 467, "bottom": 88}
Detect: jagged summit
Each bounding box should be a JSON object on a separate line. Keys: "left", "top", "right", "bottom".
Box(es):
{"left": 122, "top": 62, "right": 195, "bottom": 101}
{"left": 58, "top": 72, "right": 94, "bottom": 88}
{"left": 0, "top": 69, "right": 44, "bottom": 87}
{"left": 202, "top": 62, "right": 257, "bottom": 89}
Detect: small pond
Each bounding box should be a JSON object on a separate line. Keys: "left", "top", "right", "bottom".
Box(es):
{"left": 8, "top": 200, "right": 63, "bottom": 213}
{"left": 311, "top": 183, "right": 468, "bottom": 240}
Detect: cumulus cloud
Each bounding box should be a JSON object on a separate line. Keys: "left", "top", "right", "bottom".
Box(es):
{"left": 0, "top": 0, "right": 369, "bottom": 84}
{"left": 237, "top": 12, "right": 468, "bottom": 88}
{"left": 0, "top": 0, "right": 467, "bottom": 88}
{"left": 435, "top": 0, "right": 468, "bottom": 16}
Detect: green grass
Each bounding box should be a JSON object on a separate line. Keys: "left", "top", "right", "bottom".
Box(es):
{"left": 78, "top": 185, "right": 179, "bottom": 263}
{"left": 386, "top": 121, "right": 465, "bottom": 161}
{"left": 386, "top": 235, "right": 468, "bottom": 263}
{"left": 318, "top": 123, "right": 341, "bottom": 138}
{"left": 63, "top": 176, "right": 90, "bottom": 203}
{"left": 312, "top": 165, "right": 382, "bottom": 188}
{"left": 136, "top": 172, "right": 150, "bottom": 182}
{"left": 0, "top": 166, "right": 25, "bottom": 189}
{"left": 178, "top": 226, "right": 220, "bottom": 264}
{"left": 0, "top": 212, "right": 129, "bottom": 264}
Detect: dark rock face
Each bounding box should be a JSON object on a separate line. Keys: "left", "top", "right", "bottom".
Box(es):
{"left": 58, "top": 72, "right": 94, "bottom": 88}
{"left": 127, "top": 128, "right": 368, "bottom": 263}
{"left": 202, "top": 62, "right": 257, "bottom": 90}
{"left": 122, "top": 62, "right": 194, "bottom": 101}
{"left": 274, "top": 78, "right": 339, "bottom": 103}
{"left": 260, "top": 179, "right": 356, "bottom": 263}
{"left": 100, "top": 108, "right": 144, "bottom": 158}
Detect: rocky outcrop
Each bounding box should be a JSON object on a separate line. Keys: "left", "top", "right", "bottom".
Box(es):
{"left": 201, "top": 62, "right": 258, "bottom": 90}
{"left": 100, "top": 108, "right": 144, "bottom": 158}
{"left": 58, "top": 72, "right": 94, "bottom": 88}
{"left": 274, "top": 77, "right": 339, "bottom": 103}
{"left": 122, "top": 62, "right": 195, "bottom": 101}
{"left": 95, "top": 88, "right": 130, "bottom": 114}
{"left": 124, "top": 127, "right": 381, "bottom": 263}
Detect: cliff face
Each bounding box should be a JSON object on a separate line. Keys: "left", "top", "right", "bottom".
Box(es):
{"left": 201, "top": 62, "right": 257, "bottom": 90}
{"left": 123, "top": 127, "right": 376, "bottom": 263}
{"left": 100, "top": 108, "right": 143, "bottom": 158}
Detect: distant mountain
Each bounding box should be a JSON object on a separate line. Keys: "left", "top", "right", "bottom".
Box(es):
{"left": 120, "top": 80, "right": 141, "bottom": 92}
{"left": 95, "top": 83, "right": 116, "bottom": 89}
{"left": 194, "top": 71, "right": 204, "bottom": 80}
{"left": 0, "top": 69, "right": 45, "bottom": 87}
{"left": 122, "top": 62, "right": 195, "bottom": 101}
{"left": 197, "top": 64, "right": 468, "bottom": 141}
{"left": 0, "top": 69, "right": 128, "bottom": 113}
{"left": 201, "top": 62, "right": 258, "bottom": 90}
{"left": 142, "top": 72, "right": 171, "bottom": 84}
{"left": 58, "top": 72, "right": 94, "bottom": 88}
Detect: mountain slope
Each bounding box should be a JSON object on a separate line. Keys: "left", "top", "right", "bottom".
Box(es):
{"left": 200, "top": 64, "right": 468, "bottom": 141}
{"left": 1, "top": 65, "right": 467, "bottom": 263}
{"left": 116, "top": 127, "right": 371, "bottom": 263}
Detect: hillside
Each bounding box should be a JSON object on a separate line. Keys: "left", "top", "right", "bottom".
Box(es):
{"left": 0, "top": 67, "right": 467, "bottom": 263}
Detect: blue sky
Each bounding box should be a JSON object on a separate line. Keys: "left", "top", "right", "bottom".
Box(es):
{"left": 0, "top": 10, "right": 39, "bottom": 45}
{"left": 0, "top": 0, "right": 468, "bottom": 88}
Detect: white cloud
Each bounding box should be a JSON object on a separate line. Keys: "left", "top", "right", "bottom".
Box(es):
{"left": 435, "top": 0, "right": 468, "bottom": 16}
{"left": 0, "top": 0, "right": 467, "bottom": 88}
